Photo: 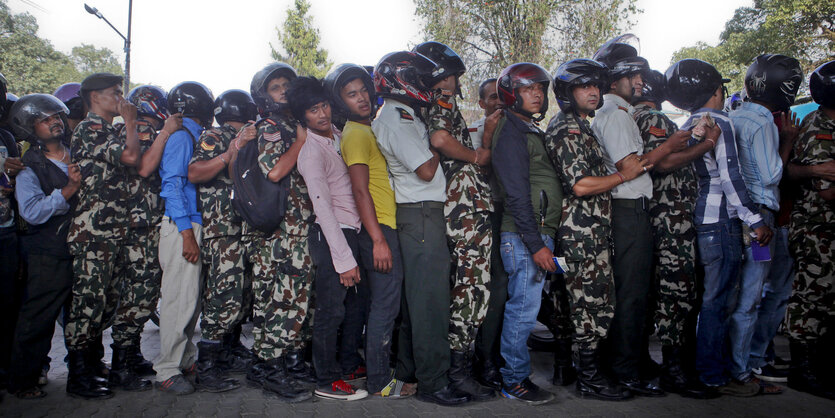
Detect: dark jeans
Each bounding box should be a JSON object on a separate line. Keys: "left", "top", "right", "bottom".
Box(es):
{"left": 8, "top": 254, "right": 73, "bottom": 391}
{"left": 357, "top": 225, "right": 403, "bottom": 393}
{"left": 475, "top": 206, "right": 507, "bottom": 364}
{"left": 339, "top": 272, "right": 369, "bottom": 375}
{"left": 0, "top": 230, "right": 21, "bottom": 382}
{"left": 608, "top": 200, "right": 653, "bottom": 380}
{"left": 695, "top": 218, "right": 743, "bottom": 386}
{"left": 309, "top": 224, "right": 367, "bottom": 387}
{"left": 395, "top": 202, "right": 451, "bottom": 394}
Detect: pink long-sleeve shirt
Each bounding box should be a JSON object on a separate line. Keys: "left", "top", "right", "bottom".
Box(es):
{"left": 297, "top": 125, "right": 361, "bottom": 273}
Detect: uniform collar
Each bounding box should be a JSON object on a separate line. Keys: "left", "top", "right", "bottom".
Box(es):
{"left": 306, "top": 125, "right": 342, "bottom": 146}
{"left": 604, "top": 94, "right": 633, "bottom": 113}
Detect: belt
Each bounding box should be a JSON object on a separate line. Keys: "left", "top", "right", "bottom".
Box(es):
{"left": 612, "top": 197, "right": 650, "bottom": 211}
{"left": 397, "top": 201, "right": 444, "bottom": 209}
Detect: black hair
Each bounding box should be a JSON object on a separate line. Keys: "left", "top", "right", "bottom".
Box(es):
{"left": 478, "top": 78, "right": 497, "bottom": 100}
{"left": 286, "top": 76, "right": 329, "bottom": 127}
{"left": 80, "top": 90, "right": 93, "bottom": 108}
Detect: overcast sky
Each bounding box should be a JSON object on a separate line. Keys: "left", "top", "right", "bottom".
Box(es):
{"left": 10, "top": 0, "right": 750, "bottom": 98}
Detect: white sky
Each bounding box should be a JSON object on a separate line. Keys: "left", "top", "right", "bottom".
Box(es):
{"left": 10, "top": 0, "right": 751, "bottom": 98}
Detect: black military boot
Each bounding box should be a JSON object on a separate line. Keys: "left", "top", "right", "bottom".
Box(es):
{"left": 262, "top": 358, "right": 312, "bottom": 403}
{"left": 553, "top": 338, "right": 576, "bottom": 386}
{"left": 575, "top": 348, "right": 632, "bottom": 401}
{"left": 125, "top": 337, "right": 156, "bottom": 376}
{"left": 194, "top": 342, "right": 241, "bottom": 393}
{"left": 472, "top": 351, "right": 503, "bottom": 391}
{"left": 109, "top": 344, "right": 152, "bottom": 391}
{"left": 788, "top": 340, "right": 835, "bottom": 400}
{"left": 449, "top": 350, "right": 495, "bottom": 401}
{"left": 218, "top": 333, "right": 253, "bottom": 373}
{"left": 659, "top": 345, "right": 718, "bottom": 399}
{"left": 284, "top": 349, "right": 317, "bottom": 387}
{"left": 91, "top": 334, "right": 109, "bottom": 381}
{"left": 66, "top": 349, "right": 113, "bottom": 400}
{"left": 246, "top": 358, "right": 270, "bottom": 389}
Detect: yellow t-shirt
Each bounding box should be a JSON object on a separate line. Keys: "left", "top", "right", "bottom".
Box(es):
{"left": 340, "top": 120, "right": 397, "bottom": 229}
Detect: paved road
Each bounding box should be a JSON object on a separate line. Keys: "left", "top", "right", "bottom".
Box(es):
{"left": 2, "top": 323, "right": 833, "bottom": 417}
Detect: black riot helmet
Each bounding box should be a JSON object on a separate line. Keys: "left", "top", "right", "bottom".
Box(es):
{"left": 552, "top": 59, "right": 608, "bottom": 113}
{"left": 0, "top": 73, "right": 7, "bottom": 120}
{"left": 8, "top": 94, "right": 69, "bottom": 143}
{"left": 167, "top": 82, "right": 214, "bottom": 127}
{"left": 633, "top": 69, "right": 667, "bottom": 108}
{"left": 497, "top": 62, "right": 550, "bottom": 123}
{"left": 665, "top": 59, "right": 730, "bottom": 112}
{"left": 810, "top": 60, "right": 835, "bottom": 109}
{"left": 250, "top": 62, "right": 298, "bottom": 116}
{"left": 412, "top": 41, "right": 466, "bottom": 94}
{"left": 213, "top": 89, "right": 258, "bottom": 126}
{"left": 324, "top": 63, "right": 376, "bottom": 119}
{"left": 745, "top": 54, "right": 803, "bottom": 111}
{"left": 593, "top": 34, "right": 649, "bottom": 84}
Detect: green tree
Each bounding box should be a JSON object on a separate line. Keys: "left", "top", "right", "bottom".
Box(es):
{"left": 270, "top": 0, "right": 333, "bottom": 78}
{"left": 0, "top": 0, "right": 79, "bottom": 95}
{"left": 71, "top": 44, "right": 124, "bottom": 78}
{"left": 672, "top": 0, "right": 835, "bottom": 94}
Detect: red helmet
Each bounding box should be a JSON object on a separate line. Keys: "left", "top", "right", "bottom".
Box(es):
{"left": 497, "top": 62, "right": 550, "bottom": 121}
{"left": 374, "top": 51, "right": 437, "bottom": 105}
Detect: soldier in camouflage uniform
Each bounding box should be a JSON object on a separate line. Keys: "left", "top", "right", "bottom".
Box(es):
{"left": 189, "top": 90, "right": 257, "bottom": 376}
{"left": 110, "top": 85, "right": 181, "bottom": 379}
{"left": 785, "top": 63, "right": 835, "bottom": 399}
{"left": 243, "top": 62, "right": 315, "bottom": 403}
{"left": 546, "top": 59, "right": 650, "bottom": 401}
{"left": 631, "top": 70, "right": 716, "bottom": 398}
{"left": 65, "top": 73, "right": 148, "bottom": 398}
{"left": 416, "top": 42, "right": 495, "bottom": 401}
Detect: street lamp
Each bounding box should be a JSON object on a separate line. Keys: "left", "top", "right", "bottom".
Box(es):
{"left": 84, "top": 1, "right": 133, "bottom": 92}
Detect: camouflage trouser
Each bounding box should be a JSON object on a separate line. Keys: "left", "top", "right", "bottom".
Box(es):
{"left": 544, "top": 274, "right": 574, "bottom": 340}
{"left": 249, "top": 233, "right": 313, "bottom": 361}
{"left": 560, "top": 240, "right": 616, "bottom": 351}
{"left": 200, "top": 236, "right": 251, "bottom": 341}
{"left": 650, "top": 214, "right": 697, "bottom": 347}
{"left": 788, "top": 224, "right": 834, "bottom": 341}
{"left": 65, "top": 240, "right": 128, "bottom": 349}
{"left": 447, "top": 211, "right": 491, "bottom": 351}
{"left": 111, "top": 227, "right": 161, "bottom": 346}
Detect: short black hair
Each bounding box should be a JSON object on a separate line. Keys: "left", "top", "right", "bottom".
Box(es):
{"left": 286, "top": 76, "right": 329, "bottom": 126}
{"left": 478, "top": 78, "right": 497, "bottom": 100}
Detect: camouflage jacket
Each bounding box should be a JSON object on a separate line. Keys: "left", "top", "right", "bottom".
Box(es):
{"left": 790, "top": 109, "right": 834, "bottom": 228}
{"left": 67, "top": 111, "right": 129, "bottom": 243}
{"left": 243, "top": 113, "right": 313, "bottom": 238}
{"left": 425, "top": 96, "right": 493, "bottom": 217}
{"left": 191, "top": 123, "right": 242, "bottom": 239}
{"left": 117, "top": 119, "right": 164, "bottom": 228}
{"left": 633, "top": 104, "right": 697, "bottom": 219}
{"left": 545, "top": 111, "right": 612, "bottom": 255}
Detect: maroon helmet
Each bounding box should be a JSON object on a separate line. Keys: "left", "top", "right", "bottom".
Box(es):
{"left": 497, "top": 62, "right": 550, "bottom": 122}
{"left": 374, "top": 51, "right": 437, "bottom": 105}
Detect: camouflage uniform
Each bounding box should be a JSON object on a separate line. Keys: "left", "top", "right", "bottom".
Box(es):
{"left": 65, "top": 112, "right": 130, "bottom": 349}
{"left": 788, "top": 110, "right": 834, "bottom": 342}
{"left": 425, "top": 96, "right": 493, "bottom": 351}
{"left": 633, "top": 104, "right": 698, "bottom": 347}
{"left": 245, "top": 114, "right": 315, "bottom": 361}
{"left": 191, "top": 123, "right": 252, "bottom": 341}
{"left": 109, "top": 120, "right": 164, "bottom": 347}
{"left": 545, "top": 111, "right": 615, "bottom": 351}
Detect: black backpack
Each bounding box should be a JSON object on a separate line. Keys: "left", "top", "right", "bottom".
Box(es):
{"left": 230, "top": 136, "right": 290, "bottom": 233}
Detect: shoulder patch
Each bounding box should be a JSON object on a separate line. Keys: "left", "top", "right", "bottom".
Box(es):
{"left": 568, "top": 129, "right": 581, "bottom": 135}
{"left": 396, "top": 107, "right": 414, "bottom": 121}
{"left": 436, "top": 99, "right": 453, "bottom": 110}
{"left": 263, "top": 130, "right": 282, "bottom": 142}
{"left": 200, "top": 136, "right": 216, "bottom": 151}
{"left": 138, "top": 131, "right": 152, "bottom": 141}
{"left": 264, "top": 118, "right": 277, "bottom": 126}
{"left": 468, "top": 127, "right": 478, "bottom": 133}
{"left": 648, "top": 126, "right": 667, "bottom": 137}
{"left": 88, "top": 123, "right": 103, "bottom": 131}
{"left": 815, "top": 132, "right": 833, "bottom": 141}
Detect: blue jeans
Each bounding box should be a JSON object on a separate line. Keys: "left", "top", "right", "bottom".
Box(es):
{"left": 695, "top": 219, "right": 743, "bottom": 386}
{"left": 748, "top": 225, "right": 794, "bottom": 370}
{"left": 499, "top": 232, "right": 554, "bottom": 385}
{"left": 729, "top": 210, "right": 775, "bottom": 380}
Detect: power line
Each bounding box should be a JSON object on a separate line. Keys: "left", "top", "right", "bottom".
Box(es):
{"left": 18, "top": 0, "right": 49, "bottom": 14}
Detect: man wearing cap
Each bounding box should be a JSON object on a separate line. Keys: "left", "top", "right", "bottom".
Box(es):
{"left": 65, "top": 72, "right": 145, "bottom": 399}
